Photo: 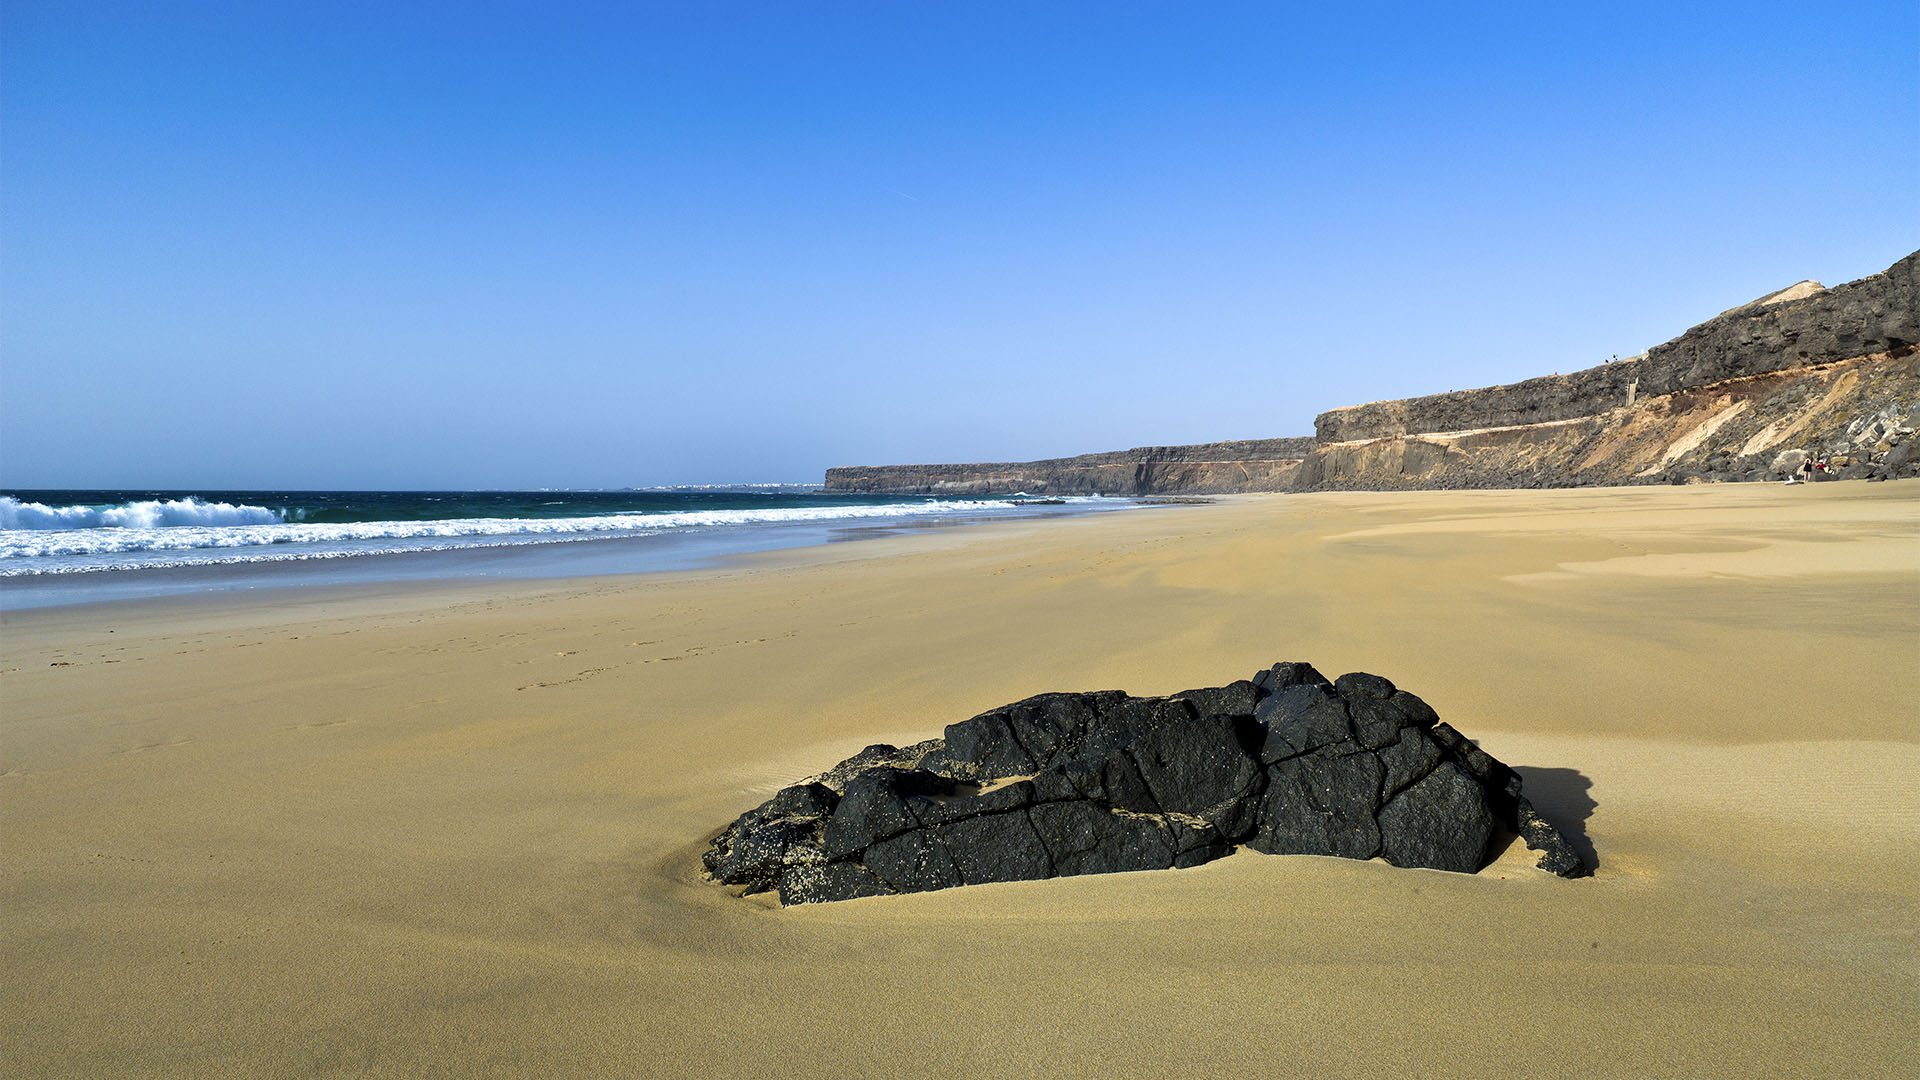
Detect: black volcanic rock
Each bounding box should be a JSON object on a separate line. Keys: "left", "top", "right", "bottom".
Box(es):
{"left": 704, "top": 663, "right": 1591, "bottom": 904}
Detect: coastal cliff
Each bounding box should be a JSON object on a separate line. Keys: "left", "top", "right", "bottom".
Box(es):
{"left": 1295, "top": 349, "right": 1918, "bottom": 489}
{"left": 824, "top": 250, "right": 1919, "bottom": 494}
{"left": 1297, "top": 250, "right": 1919, "bottom": 489}
{"left": 1314, "top": 251, "right": 1916, "bottom": 444}
{"left": 824, "top": 438, "right": 1315, "bottom": 496}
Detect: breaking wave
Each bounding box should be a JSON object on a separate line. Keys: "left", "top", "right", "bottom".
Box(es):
{"left": 0, "top": 496, "right": 284, "bottom": 530}
{"left": 0, "top": 498, "right": 1037, "bottom": 571}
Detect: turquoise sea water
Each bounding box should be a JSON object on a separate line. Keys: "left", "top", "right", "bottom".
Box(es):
{"left": 0, "top": 488, "right": 1128, "bottom": 609}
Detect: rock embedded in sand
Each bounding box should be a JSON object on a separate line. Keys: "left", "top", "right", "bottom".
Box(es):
{"left": 704, "top": 662, "right": 1591, "bottom": 904}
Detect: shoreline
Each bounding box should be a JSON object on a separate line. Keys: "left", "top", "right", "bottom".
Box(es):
{"left": 0, "top": 505, "right": 1134, "bottom": 630}
{"left": 12, "top": 477, "right": 1902, "bottom": 620}
{"left": 0, "top": 498, "right": 1133, "bottom": 613}
{"left": 4, "top": 484, "right": 1915, "bottom": 1078}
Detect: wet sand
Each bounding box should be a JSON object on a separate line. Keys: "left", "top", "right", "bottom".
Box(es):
{"left": 4, "top": 483, "right": 1915, "bottom": 1077}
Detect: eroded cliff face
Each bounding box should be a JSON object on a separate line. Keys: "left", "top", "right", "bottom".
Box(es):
{"left": 1294, "top": 350, "right": 1919, "bottom": 489}
{"left": 1314, "top": 252, "right": 1917, "bottom": 444}
{"left": 823, "top": 250, "right": 1919, "bottom": 495}
{"left": 824, "top": 438, "right": 1314, "bottom": 496}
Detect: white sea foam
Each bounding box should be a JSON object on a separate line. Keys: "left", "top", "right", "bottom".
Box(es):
{"left": 0, "top": 498, "right": 1080, "bottom": 573}
{"left": 3, "top": 534, "right": 617, "bottom": 576}
{"left": 0, "top": 496, "right": 283, "bottom": 530}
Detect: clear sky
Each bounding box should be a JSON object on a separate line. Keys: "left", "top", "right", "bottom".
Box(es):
{"left": 3, "top": 1, "right": 1915, "bottom": 489}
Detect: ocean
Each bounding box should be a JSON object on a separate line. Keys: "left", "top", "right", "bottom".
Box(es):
{"left": 0, "top": 488, "right": 1131, "bottom": 609}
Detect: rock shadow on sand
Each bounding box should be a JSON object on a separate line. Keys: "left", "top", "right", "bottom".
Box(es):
{"left": 1509, "top": 766, "right": 1598, "bottom": 871}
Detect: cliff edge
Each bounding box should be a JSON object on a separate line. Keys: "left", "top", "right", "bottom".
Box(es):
{"left": 1298, "top": 250, "right": 1918, "bottom": 488}
{"left": 1314, "top": 251, "right": 1915, "bottom": 444}
{"left": 823, "top": 250, "right": 1919, "bottom": 495}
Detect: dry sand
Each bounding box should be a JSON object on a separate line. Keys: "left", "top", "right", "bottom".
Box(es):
{"left": 4, "top": 483, "right": 1916, "bottom": 1078}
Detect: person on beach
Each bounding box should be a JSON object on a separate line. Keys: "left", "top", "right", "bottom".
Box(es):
{"left": 1800, "top": 456, "right": 1815, "bottom": 483}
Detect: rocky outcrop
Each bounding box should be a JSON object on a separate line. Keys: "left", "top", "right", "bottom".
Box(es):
{"left": 1315, "top": 251, "right": 1918, "bottom": 444}
{"left": 704, "top": 662, "right": 1589, "bottom": 905}
{"left": 823, "top": 438, "right": 1315, "bottom": 496}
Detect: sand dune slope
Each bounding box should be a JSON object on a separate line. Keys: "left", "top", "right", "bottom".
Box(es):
{"left": 3, "top": 484, "right": 1915, "bottom": 1078}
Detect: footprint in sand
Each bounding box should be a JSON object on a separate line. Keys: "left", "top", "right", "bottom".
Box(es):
{"left": 117, "top": 737, "right": 195, "bottom": 755}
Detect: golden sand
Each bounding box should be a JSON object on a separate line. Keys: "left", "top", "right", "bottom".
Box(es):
{"left": 4, "top": 483, "right": 1916, "bottom": 1077}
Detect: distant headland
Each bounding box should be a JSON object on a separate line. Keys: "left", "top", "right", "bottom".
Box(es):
{"left": 826, "top": 250, "right": 1918, "bottom": 493}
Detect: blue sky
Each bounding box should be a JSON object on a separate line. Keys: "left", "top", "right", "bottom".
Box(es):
{"left": 4, "top": 1, "right": 1915, "bottom": 488}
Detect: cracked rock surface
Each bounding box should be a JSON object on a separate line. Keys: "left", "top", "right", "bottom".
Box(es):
{"left": 704, "top": 662, "right": 1590, "bottom": 904}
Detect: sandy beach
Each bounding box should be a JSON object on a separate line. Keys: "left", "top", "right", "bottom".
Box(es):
{"left": 3, "top": 483, "right": 1915, "bottom": 1078}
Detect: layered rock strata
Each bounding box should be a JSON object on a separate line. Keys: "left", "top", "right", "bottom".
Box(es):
{"left": 704, "top": 662, "right": 1588, "bottom": 905}
{"left": 1314, "top": 251, "right": 1918, "bottom": 443}
{"left": 1294, "top": 350, "right": 1920, "bottom": 489}
{"left": 821, "top": 250, "right": 1918, "bottom": 494}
